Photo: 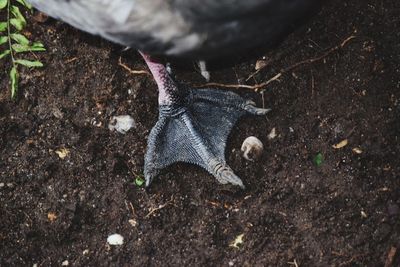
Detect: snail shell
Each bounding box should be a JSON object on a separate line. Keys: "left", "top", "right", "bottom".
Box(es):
{"left": 241, "top": 136, "right": 264, "bottom": 161}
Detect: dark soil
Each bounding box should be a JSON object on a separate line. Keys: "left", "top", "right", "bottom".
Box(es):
{"left": 1, "top": 0, "right": 400, "bottom": 266}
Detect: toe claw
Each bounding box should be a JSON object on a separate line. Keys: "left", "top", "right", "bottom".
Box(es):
{"left": 220, "top": 169, "right": 245, "bottom": 189}
{"left": 211, "top": 160, "right": 245, "bottom": 189}
{"left": 243, "top": 101, "right": 271, "bottom": 115}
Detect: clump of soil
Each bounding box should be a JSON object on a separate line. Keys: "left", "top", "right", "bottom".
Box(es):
{"left": 1, "top": 0, "right": 399, "bottom": 266}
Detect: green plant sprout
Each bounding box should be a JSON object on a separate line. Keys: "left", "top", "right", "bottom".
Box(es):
{"left": 0, "top": 0, "right": 45, "bottom": 98}
{"left": 314, "top": 152, "right": 323, "bottom": 167}
{"left": 135, "top": 176, "right": 145, "bottom": 187}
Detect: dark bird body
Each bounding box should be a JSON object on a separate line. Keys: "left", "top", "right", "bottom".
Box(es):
{"left": 27, "top": 0, "right": 323, "bottom": 187}
{"left": 28, "top": 0, "right": 321, "bottom": 59}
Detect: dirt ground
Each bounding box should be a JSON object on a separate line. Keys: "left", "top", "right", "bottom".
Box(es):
{"left": 1, "top": 0, "right": 400, "bottom": 266}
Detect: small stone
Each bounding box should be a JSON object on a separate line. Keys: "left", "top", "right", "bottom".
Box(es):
{"left": 241, "top": 136, "right": 264, "bottom": 161}
{"left": 107, "top": 233, "right": 124, "bottom": 245}
{"left": 0, "top": 183, "right": 4, "bottom": 188}
{"left": 108, "top": 115, "right": 135, "bottom": 134}
{"left": 128, "top": 219, "right": 138, "bottom": 227}
{"left": 361, "top": 210, "right": 368, "bottom": 218}
{"left": 268, "top": 127, "right": 277, "bottom": 140}
{"left": 52, "top": 107, "right": 64, "bottom": 119}
{"left": 228, "top": 260, "right": 234, "bottom": 266}
{"left": 61, "top": 260, "right": 69, "bottom": 266}
{"left": 83, "top": 249, "right": 89, "bottom": 255}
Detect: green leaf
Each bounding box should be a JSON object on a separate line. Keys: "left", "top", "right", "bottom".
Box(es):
{"left": 12, "top": 43, "right": 30, "bottom": 53}
{"left": 29, "top": 46, "right": 46, "bottom": 52}
{"left": 0, "top": 36, "right": 7, "bottom": 45}
{"left": 15, "top": 0, "right": 32, "bottom": 9}
{"left": 10, "top": 33, "right": 30, "bottom": 45}
{"left": 10, "top": 66, "right": 19, "bottom": 99}
{"left": 10, "top": 18, "right": 24, "bottom": 31}
{"left": 134, "top": 176, "right": 145, "bottom": 187}
{"left": 12, "top": 43, "right": 46, "bottom": 53}
{"left": 0, "top": 49, "right": 10, "bottom": 59}
{"left": 0, "top": 0, "right": 7, "bottom": 10}
{"left": 10, "top": 6, "right": 27, "bottom": 30}
{"left": 0, "top": 22, "right": 7, "bottom": 32}
{"left": 313, "top": 153, "right": 323, "bottom": 167}
{"left": 31, "top": 41, "right": 45, "bottom": 49}
{"left": 15, "top": 59, "right": 44, "bottom": 67}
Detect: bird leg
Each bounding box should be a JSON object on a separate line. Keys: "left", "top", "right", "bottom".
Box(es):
{"left": 140, "top": 52, "right": 270, "bottom": 188}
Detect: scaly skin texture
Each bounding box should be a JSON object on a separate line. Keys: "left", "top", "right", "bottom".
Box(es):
{"left": 141, "top": 53, "right": 270, "bottom": 187}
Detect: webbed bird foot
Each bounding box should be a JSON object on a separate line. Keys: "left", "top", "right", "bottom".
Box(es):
{"left": 141, "top": 53, "right": 270, "bottom": 188}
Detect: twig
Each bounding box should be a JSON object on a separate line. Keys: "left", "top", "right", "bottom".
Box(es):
{"left": 311, "top": 70, "right": 315, "bottom": 97}
{"left": 118, "top": 57, "right": 150, "bottom": 76}
{"left": 288, "top": 259, "right": 299, "bottom": 267}
{"left": 124, "top": 200, "right": 136, "bottom": 217}
{"left": 195, "top": 72, "right": 283, "bottom": 90}
{"left": 195, "top": 35, "right": 356, "bottom": 92}
{"left": 338, "top": 253, "right": 365, "bottom": 267}
{"left": 65, "top": 57, "right": 78, "bottom": 64}
{"left": 145, "top": 197, "right": 173, "bottom": 218}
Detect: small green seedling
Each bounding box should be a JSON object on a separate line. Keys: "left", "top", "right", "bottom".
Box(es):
{"left": 0, "top": 0, "right": 46, "bottom": 98}
{"left": 314, "top": 152, "right": 323, "bottom": 166}
{"left": 134, "top": 176, "right": 145, "bottom": 187}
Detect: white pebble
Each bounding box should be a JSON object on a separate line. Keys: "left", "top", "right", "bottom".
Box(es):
{"left": 61, "top": 260, "right": 69, "bottom": 266}
{"left": 107, "top": 233, "right": 124, "bottom": 245}
{"left": 108, "top": 115, "right": 135, "bottom": 134}
{"left": 241, "top": 136, "right": 264, "bottom": 161}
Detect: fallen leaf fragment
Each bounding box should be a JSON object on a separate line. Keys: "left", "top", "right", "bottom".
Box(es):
{"left": 55, "top": 148, "right": 70, "bottom": 159}
{"left": 229, "top": 234, "right": 244, "bottom": 249}
{"left": 384, "top": 246, "right": 397, "bottom": 267}
{"left": 332, "top": 139, "right": 348, "bottom": 149}
{"left": 255, "top": 59, "right": 268, "bottom": 70}
{"left": 47, "top": 212, "right": 57, "bottom": 222}
{"left": 33, "top": 12, "right": 49, "bottom": 23}
{"left": 352, "top": 147, "right": 363, "bottom": 154}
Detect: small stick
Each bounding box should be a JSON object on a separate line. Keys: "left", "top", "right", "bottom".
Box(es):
{"left": 65, "top": 57, "right": 78, "bottom": 64}
{"left": 145, "top": 197, "right": 173, "bottom": 218}
{"left": 288, "top": 259, "right": 299, "bottom": 267}
{"left": 118, "top": 57, "right": 150, "bottom": 75}
{"left": 195, "top": 35, "right": 356, "bottom": 92}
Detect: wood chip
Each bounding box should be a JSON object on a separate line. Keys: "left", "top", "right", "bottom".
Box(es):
{"left": 384, "top": 246, "right": 397, "bottom": 267}
{"left": 229, "top": 234, "right": 244, "bottom": 249}
{"left": 55, "top": 148, "right": 70, "bottom": 159}
{"left": 332, "top": 139, "right": 348, "bottom": 149}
